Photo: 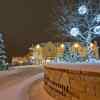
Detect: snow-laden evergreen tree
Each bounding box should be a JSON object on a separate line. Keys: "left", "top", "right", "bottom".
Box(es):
{"left": 0, "top": 33, "right": 8, "bottom": 70}
{"left": 63, "top": 43, "right": 71, "bottom": 62}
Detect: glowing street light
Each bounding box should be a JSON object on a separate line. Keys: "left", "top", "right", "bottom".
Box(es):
{"left": 90, "top": 43, "right": 94, "bottom": 48}
{"left": 60, "top": 43, "right": 64, "bottom": 48}
{"left": 36, "top": 44, "right": 40, "bottom": 49}
{"left": 74, "top": 43, "right": 79, "bottom": 48}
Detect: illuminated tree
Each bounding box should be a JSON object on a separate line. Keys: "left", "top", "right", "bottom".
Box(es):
{"left": 63, "top": 44, "right": 71, "bottom": 61}
{"left": 52, "top": 0, "right": 100, "bottom": 62}
{"left": 0, "top": 33, "right": 8, "bottom": 70}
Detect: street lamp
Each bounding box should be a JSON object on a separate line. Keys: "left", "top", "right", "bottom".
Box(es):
{"left": 73, "top": 43, "right": 80, "bottom": 56}
{"left": 74, "top": 43, "right": 79, "bottom": 48}
{"left": 90, "top": 43, "right": 94, "bottom": 48}
{"left": 36, "top": 44, "right": 40, "bottom": 49}
{"left": 35, "top": 44, "right": 40, "bottom": 64}
{"left": 60, "top": 43, "right": 64, "bottom": 48}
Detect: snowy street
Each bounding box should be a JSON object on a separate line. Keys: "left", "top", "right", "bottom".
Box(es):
{"left": 0, "top": 66, "right": 44, "bottom": 100}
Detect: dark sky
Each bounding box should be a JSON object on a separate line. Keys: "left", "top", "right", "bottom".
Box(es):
{"left": 0, "top": 0, "right": 100, "bottom": 59}
{"left": 0, "top": 0, "right": 56, "bottom": 58}
{"left": 0, "top": 0, "right": 54, "bottom": 32}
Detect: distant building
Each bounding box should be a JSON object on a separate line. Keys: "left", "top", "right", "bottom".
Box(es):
{"left": 11, "top": 41, "right": 100, "bottom": 65}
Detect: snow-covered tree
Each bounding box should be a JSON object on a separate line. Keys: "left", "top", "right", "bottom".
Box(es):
{"left": 63, "top": 43, "right": 71, "bottom": 61}
{"left": 0, "top": 33, "right": 8, "bottom": 70}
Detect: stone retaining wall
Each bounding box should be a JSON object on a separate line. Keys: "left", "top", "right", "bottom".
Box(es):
{"left": 44, "top": 64, "right": 100, "bottom": 100}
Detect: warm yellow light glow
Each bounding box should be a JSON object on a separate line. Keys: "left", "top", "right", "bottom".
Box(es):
{"left": 46, "top": 59, "right": 51, "bottom": 63}
{"left": 60, "top": 43, "right": 64, "bottom": 48}
{"left": 18, "top": 60, "right": 23, "bottom": 64}
{"left": 36, "top": 44, "right": 40, "bottom": 49}
{"left": 74, "top": 43, "right": 79, "bottom": 48}
{"left": 90, "top": 43, "right": 94, "bottom": 48}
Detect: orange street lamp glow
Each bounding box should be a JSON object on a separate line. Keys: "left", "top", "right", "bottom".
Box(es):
{"left": 36, "top": 44, "right": 40, "bottom": 49}
{"left": 74, "top": 43, "right": 79, "bottom": 48}
{"left": 60, "top": 43, "right": 64, "bottom": 48}
{"left": 90, "top": 43, "right": 94, "bottom": 48}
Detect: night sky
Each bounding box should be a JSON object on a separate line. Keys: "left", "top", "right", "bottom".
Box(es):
{"left": 0, "top": 0, "right": 57, "bottom": 58}
{"left": 0, "top": 0, "right": 99, "bottom": 60}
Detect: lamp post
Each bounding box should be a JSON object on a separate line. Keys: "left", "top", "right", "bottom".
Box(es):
{"left": 36, "top": 44, "right": 40, "bottom": 49}
{"left": 60, "top": 43, "right": 64, "bottom": 62}
{"left": 36, "top": 44, "right": 41, "bottom": 64}
{"left": 73, "top": 43, "right": 79, "bottom": 55}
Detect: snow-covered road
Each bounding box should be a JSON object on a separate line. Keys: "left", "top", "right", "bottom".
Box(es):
{"left": 0, "top": 66, "right": 43, "bottom": 100}
{"left": 0, "top": 73, "right": 43, "bottom": 100}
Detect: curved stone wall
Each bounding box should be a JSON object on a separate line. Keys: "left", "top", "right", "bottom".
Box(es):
{"left": 44, "top": 64, "right": 100, "bottom": 100}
